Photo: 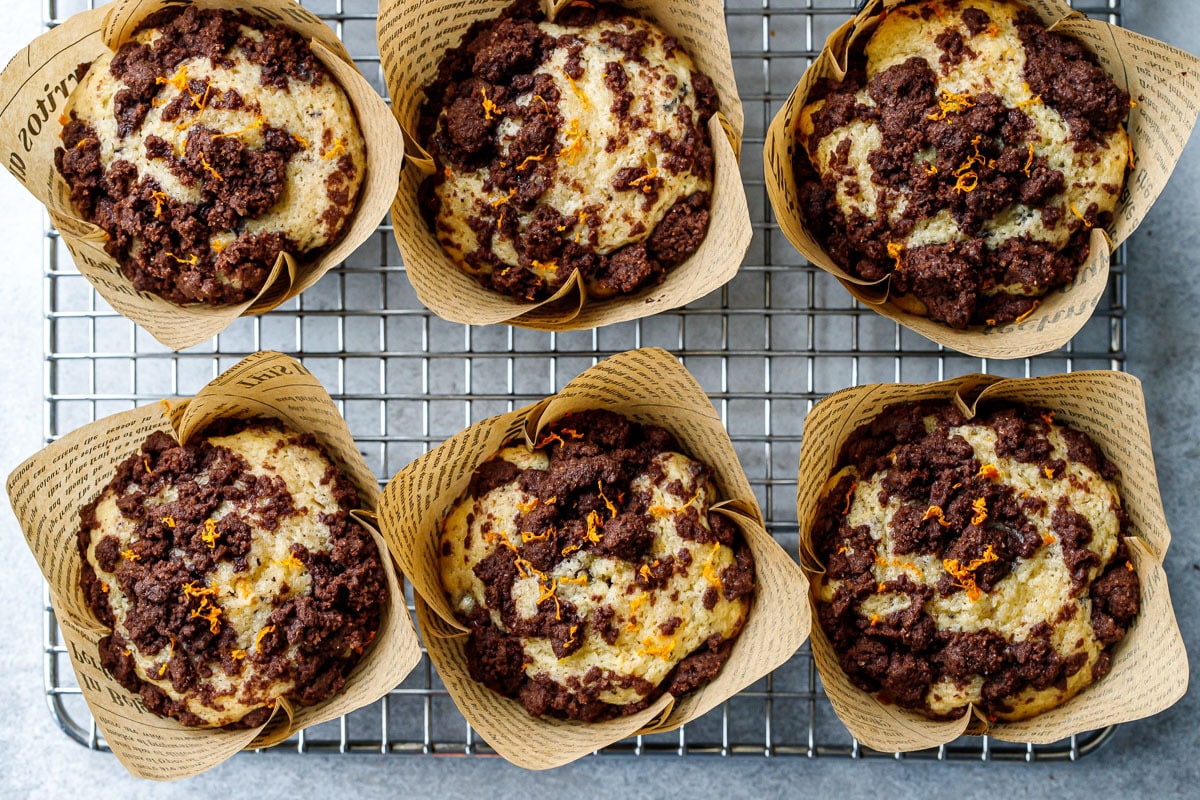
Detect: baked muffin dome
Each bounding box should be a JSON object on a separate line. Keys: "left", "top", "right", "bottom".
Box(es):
{"left": 55, "top": 5, "right": 366, "bottom": 306}
{"left": 795, "top": 0, "right": 1130, "bottom": 328}
{"left": 419, "top": 1, "right": 716, "bottom": 301}
{"left": 439, "top": 410, "right": 754, "bottom": 721}
{"left": 78, "top": 420, "right": 386, "bottom": 728}
{"left": 812, "top": 401, "right": 1139, "bottom": 722}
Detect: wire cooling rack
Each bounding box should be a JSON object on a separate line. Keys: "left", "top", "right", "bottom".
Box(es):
{"left": 40, "top": 0, "right": 1128, "bottom": 761}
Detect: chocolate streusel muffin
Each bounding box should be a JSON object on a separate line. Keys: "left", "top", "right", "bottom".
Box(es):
{"left": 78, "top": 420, "right": 386, "bottom": 728}
{"left": 795, "top": 0, "right": 1130, "bottom": 328}
{"left": 812, "top": 401, "right": 1139, "bottom": 722}
{"left": 55, "top": 5, "right": 366, "bottom": 306}
{"left": 439, "top": 410, "right": 754, "bottom": 721}
{"left": 418, "top": 0, "right": 716, "bottom": 302}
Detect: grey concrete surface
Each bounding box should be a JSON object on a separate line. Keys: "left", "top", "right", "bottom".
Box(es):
{"left": 2, "top": 2, "right": 1198, "bottom": 798}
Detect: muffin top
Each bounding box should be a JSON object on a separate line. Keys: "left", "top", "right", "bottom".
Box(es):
{"left": 78, "top": 420, "right": 386, "bottom": 728}
{"left": 439, "top": 410, "right": 754, "bottom": 721}
{"left": 419, "top": 1, "right": 716, "bottom": 302}
{"left": 812, "top": 401, "right": 1139, "bottom": 722}
{"left": 55, "top": 5, "right": 366, "bottom": 306}
{"left": 796, "top": 0, "right": 1130, "bottom": 328}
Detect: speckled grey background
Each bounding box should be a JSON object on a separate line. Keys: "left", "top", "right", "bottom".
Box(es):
{"left": 1, "top": 1, "right": 1198, "bottom": 797}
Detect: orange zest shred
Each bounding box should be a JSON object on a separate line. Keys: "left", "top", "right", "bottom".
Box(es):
{"left": 292, "top": 133, "right": 309, "bottom": 150}
{"left": 986, "top": 22, "right": 1000, "bottom": 36}
{"left": 702, "top": 542, "right": 724, "bottom": 591}
{"left": 157, "top": 637, "right": 175, "bottom": 676}
{"left": 561, "top": 542, "right": 582, "bottom": 556}
{"left": 923, "top": 161, "right": 938, "bottom": 175}
{"left": 922, "top": 505, "right": 950, "bottom": 527}
{"left": 970, "top": 497, "right": 988, "bottom": 526}
{"left": 558, "top": 118, "right": 584, "bottom": 165}
{"left": 520, "top": 529, "right": 551, "bottom": 543}
{"left": 877, "top": 582, "right": 886, "bottom": 593}
{"left": 875, "top": 554, "right": 924, "bottom": 579}
{"left": 837, "top": 545, "right": 849, "bottom": 555}
{"left": 279, "top": 553, "right": 304, "bottom": 570}
{"left": 255, "top": 625, "right": 276, "bottom": 651}
{"left": 162, "top": 516, "right": 176, "bottom": 528}
{"left": 629, "top": 167, "right": 660, "bottom": 193}
{"left": 150, "top": 190, "right": 168, "bottom": 218}
{"left": 531, "top": 94, "right": 550, "bottom": 113}
{"left": 480, "top": 87, "right": 503, "bottom": 120}
{"left": 516, "top": 497, "right": 539, "bottom": 513}
{"left": 1014, "top": 300, "right": 1041, "bottom": 324}
{"left": 942, "top": 544, "right": 999, "bottom": 601}
{"left": 559, "top": 574, "right": 588, "bottom": 586}
{"left": 211, "top": 238, "right": 227, "bottom": 255}
{"left": 562, "top": 625, "right": 579, "bottom": 651}
{"left": 1128, "top": 138, "right": 1135, "bottom": 170}
{"left": 978, "top": 464, "right": 1000, "bottom": 480}
{"left": 516, "top": 146, "right": 549, "bottom": 171}
{"left": 167, "top": 252, "right": 199, "bottom": 266}
{"left": 120, "top": 548, "right": 140, "bottom": 562}
{"left": 536, "top": 578, "right": 562, "bottom": 620}
{"left": 598, "top": 481, "right": 619, "bottom": 518}
{"left": 101, "top": 582, "right": 109, "bottom": 594}
{"left": 537, "top": 431, "right": 566, "bottom": 449}
{"left": 489, "top": 187, "right": 517, "bottom": 207}
{"left": 214, "top": 114, "right": 265, "bottom": 140}
{"left": 200, "top": 155, "right": 223, "bottom": 182}
{"left": 231, "top": 649, "right": 246, "bottom": 660}
{"left": 954, "top": 170, "right": 979, "bottom": 193}
{"left": 531, "top": 258, "right": 557, "bottom": 272}
{"left": 1125, "top": 560, "right": 1135, "bottom": 572}
{"left": 564, "top": 72, "right": 590, "bottom": 109}
{"left": 201, "top": 518, "right": 219, "bottom": 549}
{"left": 142, "top": 456, "right": 152, "bottom": 473}
{"left": 869, "top": 614, "right": 881, "bottom": 627}
{"left": 1041, "top": 410, "right": 1055, "bottom": 425}
{"left": 1023, "top": 142, "right": 1035, "bottom": 177}
{"left": 887, "top": 242, "right": 904, "bottom": 272}
{"left": 627, "top": 592, "right": 647, "bottom": 630}
{"left": 585, "top": 509, "right": 603, "bottom": 544}
{"left": 1069, "top": 203, "right": 1090, "bottom": 227}
{"left": 321, "top": 137, "right": 346, "bottom": 160}
{"left": 927, "top": 90, "right": 975, "bottom": 122}
{"left": 1043, "top": 533, "right": 1056, "bottom": 546}
{"left": 648, "top": 504, "right": 673, "bottom": 517}
{"left": 639, "top": 635, "right": 675, "bottom": 659}
{"left": 156, "top": 66, "right": 189, "bottom": 93}
{"left": 1044, "top": 465, "right": 1057, "bottom": 479}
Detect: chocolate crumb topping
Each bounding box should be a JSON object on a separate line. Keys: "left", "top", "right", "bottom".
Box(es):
{"left": 78, "top": 419, "right": 385, "bottom": 728}
{"left": 445, "top": 409, "right": 754, "bottom": 721}
{"left": 814, "top": 399, "right": 1137, "bottom": 720}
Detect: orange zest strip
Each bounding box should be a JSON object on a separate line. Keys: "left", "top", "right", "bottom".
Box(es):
{"left": 922, "top": 505, "right": 950, "bottom": 527}
{"left": 255, "top": 625, "right": 276, "bottom": 650}
{"left": 978, "top": 464, "right": 999, "bottom": 480}
{"left": 970, "top": 497, "right": 988, "bottom": 526}
{"left": 942, "top": 544, "right": 999, "bottom": 601}
{"left": 1014, "top": 300, "right": 1041, "bottom": 324}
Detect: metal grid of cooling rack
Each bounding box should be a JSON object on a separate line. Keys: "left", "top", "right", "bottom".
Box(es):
{"left": 40, "top": 0, "right": 1128, "bottom": 761}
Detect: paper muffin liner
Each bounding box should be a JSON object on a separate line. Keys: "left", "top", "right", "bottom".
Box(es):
{"left": 377, "top": 347, "right": 809, "bottom": 769}
{"left": 5, "top": 351, "right": 423, "bottom": 780}
{"left": 795, "top": 371, "right": 1187, "bottom": 752}
{"left": 0, "top": 0, "right": 405, "bottom": 351}
{"left": 764, "top": 0, "right": 1200, "bottom": 359}
{"left": 377, "top": 0, "right": 752, "bottom": 330}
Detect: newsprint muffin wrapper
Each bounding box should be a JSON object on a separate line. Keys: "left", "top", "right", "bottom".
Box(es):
{"left": 795, "top": 371, "right": 1187, "bottom": 752}
{"left": 377, "top": 0, "right": 752, "bottom": 330}
{"left": 0, "top": 0, "right": 405, "bottom": 351}
{"left": 5, "top": 351, "right": 422, "bottom": 780}
{"left": 378, "top": 347, "right": 810, "bottom": 769}
{"left": 764, "top": 0, "right": 1200, "bottom": 359}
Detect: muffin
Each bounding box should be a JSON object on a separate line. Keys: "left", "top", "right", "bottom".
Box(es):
{"left": 439, "top": 410, "right": 755, "bottom": 721}
{"left": 418, "top": 0, "right": 716, "bottom": 302}
{"left": 795, "top": 0, "right": 1130, "bottom": 328}
{"left": 54, "top": 4, "right": 366, "bottom": 306}
{"left": 811, "top": 401, "right": 1139, "bottom": 722}
{"left": 77, "top": 419, "right": 387, "bottom": 728}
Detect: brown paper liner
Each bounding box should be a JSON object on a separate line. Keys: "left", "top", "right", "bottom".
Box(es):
{"left": 377, "top": 0, "right": 751, "bottom": 330}
{"left": 795, "top": 371, "right": 1187, "bottom": 752}
{"left": 5, "top": 351, "right": 423, "bottom": 780}
{"left": 377, "top": 347, "right": 809, "bottom": 768}
{"left": 0, "top": 0, "right": 405, "bottom": 351}
{"left": 764, "top": 0, "right": 1200, "bottom": 359}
